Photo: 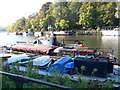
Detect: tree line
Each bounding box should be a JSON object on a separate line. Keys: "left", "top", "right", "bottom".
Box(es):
{"left": 7, "top": 1, "right": 120, "bottom": 32}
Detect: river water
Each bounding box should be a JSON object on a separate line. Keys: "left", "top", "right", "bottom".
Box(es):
{"left": 0, "top": 32, "right": 119, "bottom": 63}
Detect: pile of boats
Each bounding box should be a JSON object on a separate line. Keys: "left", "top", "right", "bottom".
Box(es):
{"left": 1, "top": 50, "right": 120, "bottom": 84}
{"left": 0, "top": 34, "right": 120, "bottom": 86}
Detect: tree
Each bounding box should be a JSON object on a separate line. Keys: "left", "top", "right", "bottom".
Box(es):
{"left": 97, "top": 2, "right": 117, "bottom": 27}
{"left": 68, "top": 1, "right": 82, "bottom": 29}
{"left": 7, "top": 2, "right": 118, "bottom": 32}
{"left": 7, "top": 24, "right": 15, "bottom": 32}
{"left": 46, "top": 15, "right": 55, "bottom": 29}
{"left": 39, "top": 2, "right": 52, "bottom": 18}
{"left": 59, "top": 19, "right": 69, "bottom": 30}
{"left": 50, "top": 1, "right": 71, "bottom": 30}
{"left": 39, "top": 18, "right": 48, "bottom": 30}
{"left": 26, "top": 19, "right": 32, "bottom": 30}
{"left": 79, "top": 2, "right": 117, "bottom": 29}
{"left": 79, "top": 2, "right": 98, "bottom": 29}
{"left": 14, "top": 17, "right": 26, "bottom": 31}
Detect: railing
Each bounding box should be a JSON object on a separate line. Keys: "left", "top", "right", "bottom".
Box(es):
{"left": 0, "top": 71, "right": 77, "bottom": 90}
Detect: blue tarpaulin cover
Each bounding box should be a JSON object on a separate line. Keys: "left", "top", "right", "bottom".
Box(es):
{"left": 62, "top": 62, "right": 74, "bottom": 74}
{"left": 64, "top": 62, "right": 74, "bottom": 68}
{"left": 48, "top": 56, "right": 72, "bottom": 73}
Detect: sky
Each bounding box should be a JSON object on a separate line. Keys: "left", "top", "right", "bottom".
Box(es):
{"left": 0, "top": 0, "right": 119, "bottom": 27}
{"left": 0, "top": 0, "right": 54, "bottom": 27}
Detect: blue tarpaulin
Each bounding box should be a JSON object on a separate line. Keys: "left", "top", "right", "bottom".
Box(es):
{"left": 64, "top": 62, "right": 74, "bottom": 68}
{"left": 62, "top": 62, "right": 74, "bottom": 74}
{"left": 48, "top": 56, "right": 72, "bottom": 73}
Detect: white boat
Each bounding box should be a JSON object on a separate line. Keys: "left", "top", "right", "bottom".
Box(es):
{"left": 38, "top": 37, "right": 54, "bottom": 46}
{"left": 101, "top": 27, "right": 120, "bottom": 36}
{"left": 34, "top": 32, "right": 44, "bottom": 37}
{"left": 23, "top": 32, "right": 34, "bottom": 36}
{"left": 33, "top": 56, "right": 52, "bottom": 66}
{"left": 17, "top": 33, "right": 56, "bottom": 46}
{"left": 34, "top": 33, "right": 57, "bottom": 46}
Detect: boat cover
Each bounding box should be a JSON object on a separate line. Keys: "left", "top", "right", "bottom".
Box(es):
{"left": 8, "top": 54, "right": 30, "bottom": 63}
{"left": 48, "top": 56, "right": 72, "bottom": 73}
{"left": 33, "top": 56, "right": 51, "bottom": 66}
{"left": 64, "top": 62, "right": 74, "bottom": 68}
{"left": 74, "top": 58, "right": 113, "bottom": 78}
{"left": 11, "top": 44, "right": 56, "bottom": 54}
{"left": 62, "top": 62, "right": 74, "bottom": 74}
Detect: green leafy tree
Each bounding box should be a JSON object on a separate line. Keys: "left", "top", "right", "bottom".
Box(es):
{"left": 97, "top": 2, "right": 117, "bottom": 27}
{"left": 79, "top": 2, "right": 98, "bottom": 29}
{"left": 26, "top": 19, "right": 32, "bottom": 30}
{"left": 39, "top": 2, "right": 52, "bottom": 19}
{"left": 27, "top": 13, "right": 40, "bottom": 31}
{"left": 79, "top": 2, "right": 117, "bottom": 29}
{"left": 7, "top": 2, "right": 119, "bottom": 32}
{"left": 7, "top": 24, "right": 15, "bottom": 32}
{"left": 68, "top": 1, "right": 82, "bottom": 29}
{"left": 59, "top": 19, "right": 69, "bottom": 30}
{"left": 39, "top": 18, "right": 48, "bottom": 30}
{"left": 14, "top": 17, "right": 26, "bottom": 31}
{"left": 117, "top": 2, "right": 120, "bottom": 19}
{"left": 50, "top": 1, "right": 71, "bottom": 30}
{"left": 37, "top": 2, "right": 53, "bottom": 30}
{"left": 30, "top": 18, "right": 40, "bottom": 31}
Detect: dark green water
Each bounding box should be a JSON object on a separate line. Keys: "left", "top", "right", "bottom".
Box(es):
{"left": 0, "top": 32, "right": 119, "bottom": 63}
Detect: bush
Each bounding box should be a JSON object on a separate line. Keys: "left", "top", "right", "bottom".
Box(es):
{"left": 1, "top": 62, "right": 115, "bottom": 89}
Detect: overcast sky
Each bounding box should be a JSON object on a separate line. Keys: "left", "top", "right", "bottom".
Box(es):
{"left": 0, "top": 0, "right": 54, "bottom": 27}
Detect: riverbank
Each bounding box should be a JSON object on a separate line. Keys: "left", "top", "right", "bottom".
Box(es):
{"left": 45, "top": 30, "right": 102, "bottom": 36}
{"left": 6, "top": 29, "right": 102, "bottom": 36}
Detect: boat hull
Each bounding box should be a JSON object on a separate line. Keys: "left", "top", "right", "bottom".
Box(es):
{"left": 102, "top": 30, "right": 120, "bottom": 36}
{"left": 101, "top": 28, "right": 120, "bottom": 36}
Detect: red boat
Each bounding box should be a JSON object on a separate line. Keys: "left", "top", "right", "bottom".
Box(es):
{"left": 11, "top": 44, "right": 57, "bottom": 54}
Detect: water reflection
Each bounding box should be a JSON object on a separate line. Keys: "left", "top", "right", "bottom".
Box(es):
{"left": 101, "top": 36, "right": 119, "bottom": 63}
{"left": 0, "top": 32, "right": 35, "bottom": 46}
{"left": 57, "top": 35, "right": 102, "bottom": 48}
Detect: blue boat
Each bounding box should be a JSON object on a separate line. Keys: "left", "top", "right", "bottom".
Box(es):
{"left": 48, "top": 56, "right": 72, "bottom": 73}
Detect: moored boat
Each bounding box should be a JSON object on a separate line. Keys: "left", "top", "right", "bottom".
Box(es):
{"left": 33, "top": 56, "right": 52, "bottom": 66}
{"left": 5, "top": 33, "right": 58, "bottom": 55}
{"left": 101, "top": 27, "right": 120, "bottom": 36}
{"left": 7, "top": 54, "right": 31, "bottom": 64}
{"left": 10, "top": 44, "right": 57, "bottom": 54}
